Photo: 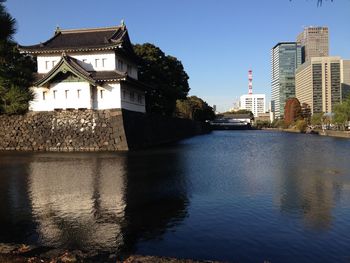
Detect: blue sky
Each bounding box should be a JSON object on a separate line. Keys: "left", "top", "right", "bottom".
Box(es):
{"left": 5, "top": 0, "right": 350, "bottom": 112}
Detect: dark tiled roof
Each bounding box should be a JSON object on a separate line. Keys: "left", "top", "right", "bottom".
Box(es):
{"left": 19, "top": 26, "right": 132, "bottom": 54}
{"left": 91, "top": 71, "right": 126, "bottom": 82}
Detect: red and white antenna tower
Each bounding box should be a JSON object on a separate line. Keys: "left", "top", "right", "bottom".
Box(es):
{"left": 248, "top": 70, "right": 253, "bottom": 95}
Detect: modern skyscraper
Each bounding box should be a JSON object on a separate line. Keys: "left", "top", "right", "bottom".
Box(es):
{"left": 341, "top": 60, "right": 350, "bottom": 100}
{"left": 297, "top": 26, "right": 329, "bottom": 63}
{"left": 295, "top": 56, "right": 350, "bottom": 114}
{"left": 271, "top": 42, "right": 302, "bottom": 118}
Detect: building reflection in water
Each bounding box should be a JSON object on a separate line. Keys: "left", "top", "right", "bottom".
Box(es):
{"left": 28, "top": 154, "right": 127, "bottom": 252}
{"left": 275, "top": 137, "right": 345, "bottom": 230}
{"left": 26, "top": 150, "right": 188, "bottom": 255}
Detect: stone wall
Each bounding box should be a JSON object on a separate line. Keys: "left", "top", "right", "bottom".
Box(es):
{"left": 0, "top": 110, "right": 128, "bottom": 151}
{"left": 122, "top": 110, "right": 210, "bottom": 149}
{"left": 0, "top": 109, "right": 209, "bottom": 151}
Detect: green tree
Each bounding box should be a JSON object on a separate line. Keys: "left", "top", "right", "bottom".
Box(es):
{"left": 134, "top": 43, "right": 189, "bottom": 116}
{"left": 333, "top": 97, "right": 350, "bottom": 130}
{"left": 254, "top": 120, "right": 271, "bottom": 129}
{"left": 220, "top": 109, "right": 254, "bottom": 119}
{"left": 301, "top": 103, "right": 312, "bottom": 123}
{"left": 0, "top": 0, "right": 35, "bottom": 114}
{"left": 311, "top": 112, "right": 325, "bottom": 127}
{"left": 176, "top": 96, "right": 215, "bottom": 121}
{"left": 295, "top": 119, "right": 307, "bottom": 133}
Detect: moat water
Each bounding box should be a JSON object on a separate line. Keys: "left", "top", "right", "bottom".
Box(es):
{"left": 1, "top": 131, "right": 350, "bottom": 262}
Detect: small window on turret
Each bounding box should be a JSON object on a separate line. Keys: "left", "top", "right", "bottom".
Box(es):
{"left": 100, "top": 90, "right": 104, "bottom": 99}
{"left": 95, "top": 59, "right": 100, "bottom": 68}
{"left": 45, "top": 61, "right": 50, "bottom": 70}
{"left": 53, "top": 90, "right": 57, "bottom": 99}
{"left": 118, "top": 60, "right": 124, "bottom": 71}
{"left": 102, "top": 58, "right": 107, "bottom": 67}
{"left": 43, "top": 91, "right": 47, "bottom": 100}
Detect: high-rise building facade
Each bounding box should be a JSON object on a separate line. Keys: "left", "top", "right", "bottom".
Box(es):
{"left": 271, "top": 42, "right": 302, "bottom": 118}
{"left": 297, "top": 26, "right": 329, "bottom": 63}
{"left": 239, "top": 94, "right": 266, "bottom": 117}
{"left": 295, "top": 56, "right": 350, "bottom": 114}
{"left": 341, "top": 60, "right": 350, "bottom": 100}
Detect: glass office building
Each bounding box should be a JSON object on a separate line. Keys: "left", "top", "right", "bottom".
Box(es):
{"left": 271, "top": 42, "right": 302, "bottom": 118}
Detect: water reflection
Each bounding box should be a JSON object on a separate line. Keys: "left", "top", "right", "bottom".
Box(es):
{"left": 0, "top": 150, "right": 188, "bottom": 256}
{"left": 120, "top": 149, "right": 188, "bottom": 255}
{"left": 0, "top": 154, "right": 35, "bottom": 243}
{"left": 1, "top": 132, "right": 350, "bottom": 262}
{"left": 28, "top": 154, "right": 127, "bottom": 251}
{"left": 275, "top": 134, "right": 346, "bottom": 230}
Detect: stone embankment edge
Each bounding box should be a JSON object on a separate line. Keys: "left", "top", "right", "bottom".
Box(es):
{"left": 0, "top": 243, "right": 222, "bottom": 262}
{"left": 262, "top": 127, "right": 350, "bottom": 139}
{"left": 0, "top": 109, "right": 210, "bottom": 152}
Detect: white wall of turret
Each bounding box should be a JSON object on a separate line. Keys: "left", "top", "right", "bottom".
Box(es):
{"left": 29, "top": 82, "right": 145, "bottom": 113}
{"left": 37, "top": 51, "right": 138, "bottom": 79}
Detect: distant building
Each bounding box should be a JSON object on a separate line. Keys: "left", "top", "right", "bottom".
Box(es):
{"left": 295, "top": 56, "right": 350, "bottom": 114}
{"left": 239, "top": 94, "right": 266, "bottom": 117}
{"left": 255, "top": 112, "right": 270, "bottom": 122}
{"left": 341, "top": 60, "right": 350, "bottom": 100}
{"left": 271, "top": 42, "right": 302, "bottom": 118}
{"left": 19, "top": 23, "right": 147, "bottom": 113}
{"left": 297, "top": 26, "right": 329, "bottom": 63}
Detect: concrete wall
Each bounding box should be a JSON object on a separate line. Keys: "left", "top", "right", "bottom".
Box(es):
{"left": 0, "top": 110, "right": 209, "bottom": 151}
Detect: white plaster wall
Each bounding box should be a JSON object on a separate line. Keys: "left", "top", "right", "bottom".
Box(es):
{"left": 29, "top": 86, "right": 50, "bottom": 111}
{"left": 37, "top": 52, "right": 116, "bottom": 73}
{"left": 120, "top": 85, "right": 146, "bottom": 113}
{"left": 115, "top": 55, "right": 138, "bottom": 79}
{"left": 95, "top": 83, "right": 121, "bottom": 110}
{"left": 30, "top": 82, "right": 91, "bottom": 111}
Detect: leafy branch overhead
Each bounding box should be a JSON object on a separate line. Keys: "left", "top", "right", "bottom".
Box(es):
{"left": 289, "top": 0, "right": 334, "bottom": 6}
